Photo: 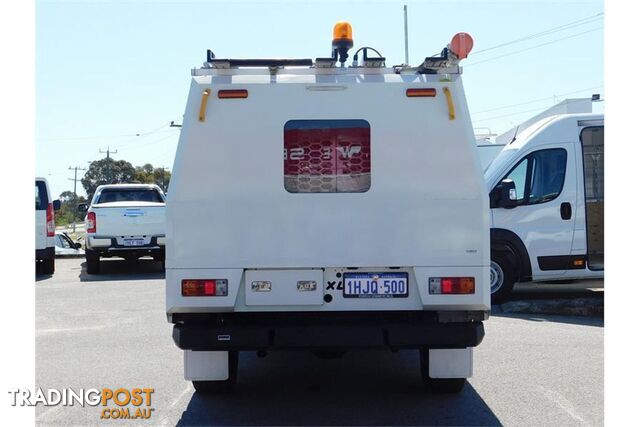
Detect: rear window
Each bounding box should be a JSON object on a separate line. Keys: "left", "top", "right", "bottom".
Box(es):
{"left": 35, "top": 181, "right": 48, "bottom": 210}
{"left": 284, "top": 119, "right": 371, "bottom": 193}
{"left": 97, "top": 188, "right": 164, "bottom": 204}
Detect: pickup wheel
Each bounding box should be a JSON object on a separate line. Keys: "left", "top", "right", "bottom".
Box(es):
{"left": 40, "top": 259, "right": 55, "bottom": 275}
{"left": 192, "top": 351, "right": 239, "bottom": 394}
{"left": 490, "top": 253, "right": 517, "bottom": 304}
{"left": 85, "top": 251, "right": 101, "bottom": 275}
{"left": 419, "top": 350, "right": 466, "bottom": 394}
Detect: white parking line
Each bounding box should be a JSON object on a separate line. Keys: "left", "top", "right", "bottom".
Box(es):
{"left": 537, "top": 385, "right": 589, "bottom": 425}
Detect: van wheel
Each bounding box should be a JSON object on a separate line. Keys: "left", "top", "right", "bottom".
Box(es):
{"left": 86, "top": 251, "right": 101, "bottom": 274}
{"left": 419, "top": 350, "right": 466, "bottom": 393}
{"left": 192, "top": 351, "right": 239, "bottom": 394}
{"left": 41, "top": 259, "right": 55, "bottom": 275}
{"left": 490, "top": 254, "right": 516, "bottom": 304}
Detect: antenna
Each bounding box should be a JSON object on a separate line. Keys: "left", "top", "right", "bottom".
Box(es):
{"left": 403, "top": 5, "right": 410, "bottom": 65}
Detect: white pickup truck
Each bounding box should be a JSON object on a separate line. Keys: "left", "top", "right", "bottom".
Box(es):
{"left": 79, "top": 184, "right": 166, "bottom": 274}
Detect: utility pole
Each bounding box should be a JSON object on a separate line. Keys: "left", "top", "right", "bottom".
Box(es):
{"left": 99, "top": 147, "right": 118, "bottom": 183}
{"left": 68, "top": 166, "right": 87, "bottom": 233}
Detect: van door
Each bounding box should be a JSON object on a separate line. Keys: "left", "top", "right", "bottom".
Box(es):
{"left": 491, "top": 145, "right": 578, "bottom": 278}
{"left": 579, "top": 125, "right": 604, "bottom": 270}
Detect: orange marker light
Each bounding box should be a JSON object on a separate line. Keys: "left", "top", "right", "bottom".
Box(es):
{"left": 406, "top": 88, "right": 437, "bottom": 97}
{"left": 450, "top": 32, "right": 474, "bottom": 59}
{"left": 332, "top": 21, "right": 353, "bottom": 42}
{"left": 218, "top": 89, "right": 248, "bottom": 99}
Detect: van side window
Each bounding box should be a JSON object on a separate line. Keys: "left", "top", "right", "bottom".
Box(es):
{"left": 284, "top": 119, "right": 371, "bottom": 193}
{"left": 499, "top": 148, "right": 567, "bottom": 206}
{"left": 504, "top": 158, "right": 528, "bottom": 203}
{"left": 528, "top": 149, "right": 567, "bottom": 204}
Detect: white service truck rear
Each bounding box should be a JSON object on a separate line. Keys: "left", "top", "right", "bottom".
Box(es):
{"left": 80, "top": 184, "right": 166, "bottom": 274}
{"left": 485, "top": 113, "right": 604, "bottom": 301}
{"left": 166, "top": 23, "right": 489, "bottom": 394}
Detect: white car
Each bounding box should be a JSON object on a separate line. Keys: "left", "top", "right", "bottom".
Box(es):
{"left": 35, "top": 177, "right": 60, "bottom": 274}
{"left": 54, "top": 232, "right": 84, "bottom": 257}
{"left": 79, "top": 184, "right": 166, "bottom": 274}
{"left": 485, "top": 113, "right": 604, "bottom": 301}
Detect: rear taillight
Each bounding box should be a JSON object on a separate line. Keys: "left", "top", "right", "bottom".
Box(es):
{"left": 218, "top": 89, "right": 248, "bottom": 99}
{"left": 406, "top": 88, "right": 437, "bottom": 97}
{"left": 46, "top": 203, "right": 55, "bottom": 237}
{"left": 182, "top": 279, "right": 229, "bottom": 297}
{"left": 429, "top": 277, "right": 475, "bottom": 294}
{"left": 86, "top": 212, "right": 96, "bottom": 233}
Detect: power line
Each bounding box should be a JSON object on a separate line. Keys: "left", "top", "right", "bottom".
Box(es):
{"left": 36, "top": 117, "right": 181, "bottom": 142}
{"left": 471, "top": 12, "right": 603, "bottom": 56}
{"left": 465, "top": 26, "right": 603, "bottom": 67}
{"left": 472, "top": 85, "right": 604, "bottom": 115}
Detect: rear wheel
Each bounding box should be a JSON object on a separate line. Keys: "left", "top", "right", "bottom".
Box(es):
{"left": 36, "top": 259, "right": 56, "bottom": 274}
{"left": 419, "top": 350, "right": 466, "bottom": 393}
{"left": 490, "top": 253, "right": 516, "bottom": 304}
{"left": 192, "top": 351, "right": 239, "bottom": 394}
{"left": 85, "top": 251, "right": 101, "bottom": 274}
{"left": 153, "top": 256, "right": 165, "bottom": 271}
{"left": 40, "top": 259, "right": 55, "bottom": 275}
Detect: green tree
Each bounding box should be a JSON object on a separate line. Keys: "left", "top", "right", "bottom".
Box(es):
{"left": 82, "top": 157, "right": 136, "bottom": 200}
{"left": 56, "top": 191, "right": 87, "bottom": 226}
{"left": 135, "top": 163, "right": 155, "bottom": 183}
{"left": 134, "top": 164, "right": 171, "bottom": 191}
{"left": 153, "top": 167, "right": 171, "bottom": 192}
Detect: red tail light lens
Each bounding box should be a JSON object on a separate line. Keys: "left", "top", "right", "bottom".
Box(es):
{"left": 429, "top": 277, "right": 475, "bottom": 294}
{"left": 182, "top": 279, "right": 229, "bottom": 296}
{"left": 86, "top": 212, "right": 96, "bottom": 233}
{"left": 218, "top": 89, "right": 248, "bottom": 99}
{"left": 46, "top": 203, "right": 55, "bottom": 237}
{"left": 406, "top": 88, "right": 437, "bottom": 97}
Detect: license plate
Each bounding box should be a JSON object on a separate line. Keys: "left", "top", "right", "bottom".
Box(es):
{"left": 123, "top": 238, "right": 145, "bottom": 247}
{"left": 343, "top": 272, "right": 409, "bottom": 298}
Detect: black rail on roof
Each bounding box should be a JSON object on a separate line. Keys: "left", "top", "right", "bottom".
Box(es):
{"left": 210, "top": 58, "right": 314, "bottom": 67}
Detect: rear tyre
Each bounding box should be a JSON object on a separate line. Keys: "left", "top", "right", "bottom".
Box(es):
{"left": 192, "top": 351, "right": 239, "bottom": 394}
{"left": 85, "top": 251, "right": 101, "bottom": 275}
{"left": 40, "top": 259, "right": 55, "bottom": 275}
{"left": 153, "top": 256, "right": 165, "bottom": 271}
{"left": 490, "top": 253, "right": 517, "bottom": 304}
{"left": 419, "top": 350, "right": 466, "bottom": 394}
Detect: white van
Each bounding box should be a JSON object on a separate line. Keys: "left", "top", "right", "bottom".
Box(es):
{"left": 485, "top": 113, "right": 604, "bottom": 301}
{"left": 166, "top": 24, "right": 489, "bottom": 394}
{"left": 35, "top": 177, "right": 60, "bottom": 274}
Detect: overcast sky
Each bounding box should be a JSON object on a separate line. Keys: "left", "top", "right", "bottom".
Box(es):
{"left": 36, "top": 0, "right": 604, "bottom": 197}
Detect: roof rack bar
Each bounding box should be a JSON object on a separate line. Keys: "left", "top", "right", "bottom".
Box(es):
{"left": 210, "top": 58, "right": 313, "bottom": 68}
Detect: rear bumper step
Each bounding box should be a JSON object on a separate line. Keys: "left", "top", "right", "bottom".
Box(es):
{"left": 172, "top": 311, "right": 485, "bottom": 351}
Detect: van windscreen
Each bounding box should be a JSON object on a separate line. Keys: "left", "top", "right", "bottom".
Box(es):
{"left": 284, "top": 119, "right": 371, "bottom": 193}
{"left": 97, "top": 188, "right": 164, "bottom": 204}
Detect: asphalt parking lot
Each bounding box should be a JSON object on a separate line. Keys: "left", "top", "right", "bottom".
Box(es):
{"left": 36, "top": 258, "right": 603, "bottom": 426}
